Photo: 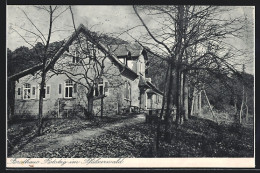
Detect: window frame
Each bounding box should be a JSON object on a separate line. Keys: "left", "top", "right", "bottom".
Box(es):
{"left": 58, "top": 83, "right": 62, "bottom": 95}
{"left": 93, "top": 78, "right": 109, "bottom": 97}
{"left": 23, "top": 83, "right": 31, "bottom": 100}
{"left": 64, "top": 80, "right": 73, "bottom": 98}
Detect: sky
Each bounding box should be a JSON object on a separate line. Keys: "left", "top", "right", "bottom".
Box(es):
{"left": 7, "top": 5, "right": 254, "bottom": 74}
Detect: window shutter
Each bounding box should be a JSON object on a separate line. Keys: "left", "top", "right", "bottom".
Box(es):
{"left": 47, "top": 86, "right": 50, "bottom": 94}
{"left": 74, "top": 83, "right": 77, "bottom": 93}
{"left": 31, "top": 85, "right": 36, "bottom": 99}
{"left": 59, "top": 84, "right": 62, "bottom": 94}
{"left": 104, "top": 82, "right": 109, "bottom": 95}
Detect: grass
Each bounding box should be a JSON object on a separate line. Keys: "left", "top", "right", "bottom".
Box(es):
{"left": 11, "top": 115, "right": 254, "bottom": 158}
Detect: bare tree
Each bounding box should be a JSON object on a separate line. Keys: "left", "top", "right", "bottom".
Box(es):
{"left": 51, "top": 7, "right": 128, "bottom": 118}
{"left": 8, "top": 5, "right": 70, "bottom": 135}
{"left": 131, "top": 5, "right": 247, "bottom": 143}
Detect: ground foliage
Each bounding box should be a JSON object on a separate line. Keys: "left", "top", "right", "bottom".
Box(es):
{"left": 9, "top": 115, "right": 253, "bottom": 158}
{"left": 7, "top": 113, "right": 137, "bottom": 156}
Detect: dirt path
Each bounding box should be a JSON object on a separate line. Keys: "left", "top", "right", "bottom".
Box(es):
{"left": 10, "top": 114, "right": 145, "bottom": 158}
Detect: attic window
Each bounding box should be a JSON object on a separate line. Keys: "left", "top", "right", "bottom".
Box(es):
{"left": 72, "top": 52, "right": 80, "bottom": 63}
{"left": 86, "top": 41, "right": 96, "bottom": 57}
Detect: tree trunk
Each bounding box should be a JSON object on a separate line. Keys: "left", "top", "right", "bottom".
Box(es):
{"left": 175, "top": 5, "right": 184, "bottom": 126}
{"left": 183, "top": 72, "right": 189, "bottom": 121}
{"left": 179, "top": 72, "right": 184, "bottom": 124}
{"left": 188, "top": 86, "right": 192, "bottom": 118}
{"left": 87, "top": 96, "right": 94, "bottom": 116}
{"left": 37, "top": 70, "right": 47, "bottom": 136}
{"left": 203, "top": 90, "right": 215, "bottom": 121}
{"left": 101, "top": 96, "right": 103, "bottom": 118}
{"left": 155, "top": 65, "right": 169, "bottom": 155}
{"left": 164, "top": 63, "right": 174, "bottom": 143}
{"left": 240, "top": 85, "right": 244, "bottom": 124}
{"left": 198, "top": 90, "right": 202, "bottom": 116}
{"left": 191, "top": 87, "right": 197, "bottom": 116}
{"left": 175, "top": 69, "right": 181, "bottom": 125}
{"left": 245, "top": 92, "right": 248, "bottom": 123}
{"left": 190, "top": 88, "right": 195, "bottom": 116}
{"left": 8, "top": 80, "right": 15, "bottom": 121}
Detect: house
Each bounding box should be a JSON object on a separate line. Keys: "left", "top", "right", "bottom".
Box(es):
{"left": 10, "top": 24, "right": 163, "bottom": 119}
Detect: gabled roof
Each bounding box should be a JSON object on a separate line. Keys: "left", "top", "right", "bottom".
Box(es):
{"left": 8, "top": 24, "right": 138, "bottom": 81}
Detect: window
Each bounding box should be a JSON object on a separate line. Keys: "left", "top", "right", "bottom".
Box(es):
{"left": 87, "top": 41, "right": 96, "bottom": 57}
{"left": 69, "top": 45, "right": 80, "bottom": 64}
{"left": 124, "top": 81, "right": 131, "bottom": 100}
{"left": 94, "top": 78, "right": 103, "bottom": 96}
{"left": 23, "top": 83, "right": 31, "bottom": 100}
{"left": 94, "top": 78, "right": 109, "bottom": 96}
{"left": 17, "top": 88, "right": 21, "bottom": 95}
{"left": 72, "top": 52, "right": 80, "bottom": 63}
{"left": 31, "top": 85, "right": 36, "bottom": 99}
{"left": 65, "top": 80, "right": 73, "bottom": 98}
